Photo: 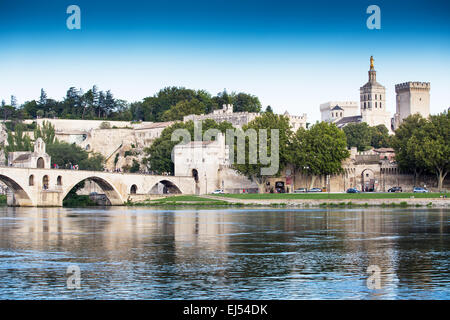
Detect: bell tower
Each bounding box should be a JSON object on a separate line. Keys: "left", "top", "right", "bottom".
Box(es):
{"left": 360, "top": 56, "right": 391, "bottom": 131}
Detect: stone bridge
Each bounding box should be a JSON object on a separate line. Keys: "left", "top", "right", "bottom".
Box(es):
{"left": 0, "top": 167, "right": 195, "bottom": 207}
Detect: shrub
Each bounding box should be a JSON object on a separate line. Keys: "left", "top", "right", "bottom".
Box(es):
{"left": 99, "top": 121, "right": 111, "bottom": 129}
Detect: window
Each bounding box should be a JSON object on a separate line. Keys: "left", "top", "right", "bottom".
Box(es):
{"left": 42, "top": 175, "right": 49, "bottom": 190}
{"left": 29, "top": 175, "right": 34, "bottom": 186}
{"left": 37, "top": 157, "right": 45, "bottom": 168}
{"left": 192, "top": 169, "right": 199, "bottom": 183}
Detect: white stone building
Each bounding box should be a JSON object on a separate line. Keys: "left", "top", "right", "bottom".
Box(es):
{"left": 134, "top": 121, "right": 176, "bottom": 147}
{"left": 393, "top": 82, "right": 430, "bottom": 130}
{"left": 8, "top": 138, "right": 51, "bottom": 169}
{"left": 184, "top": 104, "right": 307, "bottom": 131}
{"left": 320, "top": 101, "right": 359, "bottom": 123}
{"left": 184, "top": 104, "right": 257, "bottom": 128}
{"left": 173, "top": 133, "right": 258, "bottom": 194}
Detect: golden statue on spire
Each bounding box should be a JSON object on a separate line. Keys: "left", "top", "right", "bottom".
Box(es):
{"left": 370, "top": 56, "right": 374, "bottom": 70}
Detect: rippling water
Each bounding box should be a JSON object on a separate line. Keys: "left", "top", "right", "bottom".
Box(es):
{"left": 0, "top": 206, "right": 448, "bottom": 299}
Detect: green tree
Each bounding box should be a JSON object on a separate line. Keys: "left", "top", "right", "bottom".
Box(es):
{"left": 212, "top": 89, "right": 233, "bottom": 110}
{"left": 46, "top": 142, "right": 105, "bottom": 171}
{"left": 144, "top": 119, "right": 233, "bottom": 174}
{"left": 161, "top": 98, "right": 206, "bottom": 121}
{"left": 343, "top": 122, "right": 372, "bottom": 151}
{"left": 22, "top": 100, "right": 40, "bottom": 118}
{"left": 370, "top": 124, "right": 391, "bottom": 148}
{"left": 232, "top": 92, "right": 261, "bottom": 112}
{"left": 140, "top": 87, "right": 214, "bottom": 122}
{"left": 265, "top": 105, "right": 273, "bottom": 113}
{"left": 34, "top": 120, "right": 57, "bottom": 145}
{"left": 290, "top": 122, "right": 349, "bottom": 189}
{"left": 411, "top": 112, "right": 449, "bottom": 191}
{"left": 5, "top": 122, "right": 33, "bottom": 154}
{"left": 39, "top": 88, "right": 47, "bottom": 106}
{"left": 233, "top": 113, "right": 292, "bottom": 192}
{"left": 129, "top": 159, "right": 140, "bottom": 173}
{"left": 212, "top": 90, "right": 261, "bottom": 113}
{"left": 391, "top": 114, "right": 429, "bottom": 185}
{"left": 1, "top": 103, "right": 16, "bottom": 121}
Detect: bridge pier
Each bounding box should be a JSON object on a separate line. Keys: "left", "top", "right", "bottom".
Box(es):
{"left": 36, "top": 190, "right": 65, "bottom": 207}
{"left": 6, "top": 191, "right": 34, "bottom": 207}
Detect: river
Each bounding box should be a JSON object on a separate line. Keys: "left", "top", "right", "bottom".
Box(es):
{"left": 0, "top": 206, "right": 448, "bottom": 299}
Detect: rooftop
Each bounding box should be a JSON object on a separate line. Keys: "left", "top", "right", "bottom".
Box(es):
{"left": 334, "top": 115, "right": 362, "bottom": 127}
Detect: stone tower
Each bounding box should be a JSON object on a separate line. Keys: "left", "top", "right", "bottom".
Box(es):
{"left": 360, "top": 56, "right": 392, "bottom": 131}
{"left": 393, "top": 82, "right": 430, "bottom": 130}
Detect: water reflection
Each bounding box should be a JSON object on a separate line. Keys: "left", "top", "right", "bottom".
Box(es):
{"left": 0, "top": 207, "right": 448, "bottom": 299}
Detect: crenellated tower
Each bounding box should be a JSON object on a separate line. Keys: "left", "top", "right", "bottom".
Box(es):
{"left": 393, "top": 82, "right": 430, "bottom": 130}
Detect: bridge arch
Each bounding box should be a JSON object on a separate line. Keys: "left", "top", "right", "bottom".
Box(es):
{"left": 149, "top": 180, "right": 182, "bottom": 195}
{"left": 62, "top": 176, "right": 124, "bottom": 206}
{"left": 0, "top": 174, "right": 33, "bottom": 206}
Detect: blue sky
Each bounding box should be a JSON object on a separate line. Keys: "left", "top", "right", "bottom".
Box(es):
{"left": 1, "top": 0, "right": 449, "bottom": 121}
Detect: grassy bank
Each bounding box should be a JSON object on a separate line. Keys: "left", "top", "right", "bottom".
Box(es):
{"left": 130, "top": 195, "right": 239, "bottom": 206}
{"left": 126, "top": 194, "right": 447, "bottom": 208}
{"left": 218, "top": 192, "right": 449, "bottom": 200}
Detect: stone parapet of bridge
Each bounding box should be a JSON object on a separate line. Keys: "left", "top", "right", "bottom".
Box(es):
{"left": 0, "top": 166, "right": 195, "bottom": 207}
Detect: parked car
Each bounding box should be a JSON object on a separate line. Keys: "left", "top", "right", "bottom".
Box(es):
{"left": 294, "top": 188, "right": 307, "bottom": 193}
{"left": 346, "top": 188, "right": 360, "bottom": 193}
{"left": 388, "top": 186, "right": 402, "bottom": 193}
{"left": 211, "top": 189, "right": 224, "bottom": 194}
{"left": 275, "top": 181, "right": 286, "bottom": 193}
{"left": 308, "top": 188, "right": 322, "bottom": 193}
{"left": 413, "top": 187, "right": 429, "bottom": 193}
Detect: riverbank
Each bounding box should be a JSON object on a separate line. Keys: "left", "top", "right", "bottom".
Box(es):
{"left": 2, "top": 193, "right": 447, "bottom": 208}
{"left": 219, "top": 192, "right": 450, "bottom": 200}
{"left": 129, "top": 193, "right": 450, "bottom": 208}
{"left": 129, "top": 195, "right": 236, "bottom": 207}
